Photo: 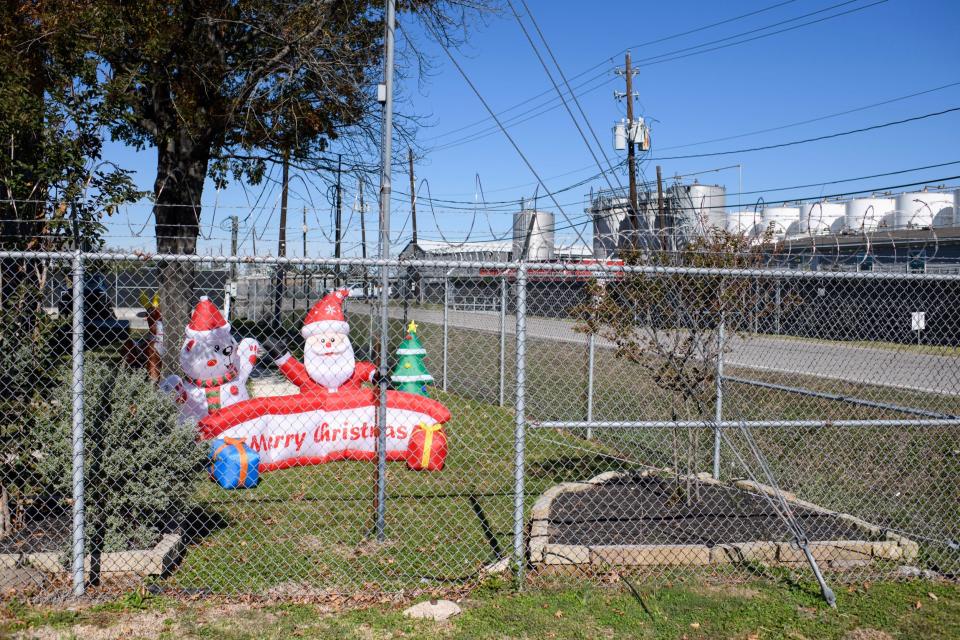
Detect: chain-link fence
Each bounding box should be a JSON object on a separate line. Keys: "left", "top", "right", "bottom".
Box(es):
{"left": 1, "top": 251, "right": 958, "bottom": 602}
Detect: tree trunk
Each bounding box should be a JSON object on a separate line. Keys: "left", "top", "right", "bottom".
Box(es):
{"left": 153, "top": 130, "right": 210, "bottom": 374}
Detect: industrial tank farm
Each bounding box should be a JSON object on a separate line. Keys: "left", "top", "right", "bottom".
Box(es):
{"left": 587, "top": 182, "right": 957, "bottom": 256}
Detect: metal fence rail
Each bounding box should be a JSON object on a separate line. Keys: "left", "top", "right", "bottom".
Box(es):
{"left": 1, "top": 251, "right": 958, "bottom": 602}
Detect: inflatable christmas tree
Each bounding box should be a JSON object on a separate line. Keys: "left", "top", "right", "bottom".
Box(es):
{"left": 391, "top": 320, "right": 434, "bottom": 397}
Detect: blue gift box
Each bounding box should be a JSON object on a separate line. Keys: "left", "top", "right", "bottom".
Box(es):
{"left": 209, "top": 438, "right": 260, "bottom": 489}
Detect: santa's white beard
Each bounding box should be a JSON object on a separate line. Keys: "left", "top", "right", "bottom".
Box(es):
{"left": 304, "top": 341, "right": 356, "bottom": 391}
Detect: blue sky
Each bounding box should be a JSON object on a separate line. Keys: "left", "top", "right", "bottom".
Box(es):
{"left": 102, "top": 0, "right": 960, "bottom": 255}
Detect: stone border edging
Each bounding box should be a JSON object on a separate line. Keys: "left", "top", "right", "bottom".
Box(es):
{"left": 529, "top": 471, "right": 918, "bottom": 569}
{"left": 0, "top": 533, "right": 183, "bottom": 577}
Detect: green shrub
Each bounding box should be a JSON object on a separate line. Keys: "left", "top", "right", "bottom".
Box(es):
{"left": 33, "top": 358, "right": 203, "bottom": 552}
{"left": 0, "top": 281, "right": 65, "bottom": 535}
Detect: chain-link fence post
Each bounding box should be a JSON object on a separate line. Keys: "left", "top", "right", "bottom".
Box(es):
{"left": 586, "top": 333, "right": 595, "bottom": 439}
{"left": 774, "top": 278, "right": 782, "bottom": 335}
{"left": 712, "top": 315, "right": 725, "bottom": 480}
{"left": 442, "top": 271, "right": 450, "bottom": 392}
{"left": 499, "top": 274, "right": 506, "bottom": 407}
{"left": 375, "top": 265, "right": 389, "bottom": 542}
{"left": 367, "top": 272, "right": 375, "bottom": 356}
{"left": 512, "top": 264, "right": 527, "bottom": 585}
{"left": 70, "top": 250, "right": 86, "bottom": 596}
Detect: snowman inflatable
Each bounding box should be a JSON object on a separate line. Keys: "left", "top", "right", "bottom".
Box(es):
{"left": 161, "top": 296, "right": 260, "bottom": 422}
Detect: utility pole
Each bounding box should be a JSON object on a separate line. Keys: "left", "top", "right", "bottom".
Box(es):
{"left": 273, "top": 149, "right": 289, "bottom": 332}
{"left": 334, "top": 153, "right": 343, "bottom": 286}
{"left": 359, "top": 176, "right": 369, "bottom": 298}
{"left": 301, "top": 205, "right": 308, "bottom": 314}
{"left": 225, "top": 215, "right": 239, "bottom": 319}
{"left": 656, "top": 164, "right": 666, "bottom": 252}
{"left": 408, "top": 148, "right": 417, "bottom": 246}
{"left": 302, "top": 206, "right": 307, "bottom": 258}
{"left": 407, "top": 147, "right": 418, "bottom": 303}
{"left": 623, "top": 52, "right": 639, "bottom": 247}
{"left": 374, "top": 0, "right": 396, "bottom": 543}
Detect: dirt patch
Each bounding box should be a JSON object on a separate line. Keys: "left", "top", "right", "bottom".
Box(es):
{"left": 842, "top": 629, "right": 895, "bottom": 640}
{"left": 549, "top": 476, "right": 871, "bottom": 546}
{"left": 13, "top": 610, "right": 173, "bottom": 640}
{"left": 693, "top": 582, "right": 763, "bottom": 600}
{"left": 316, "top": 537, "right": 398, "bottom": 560}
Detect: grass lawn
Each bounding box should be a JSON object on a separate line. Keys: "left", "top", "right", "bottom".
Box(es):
{"left": 172, "top": 391, "right": 621, "bottom": 594}
{"left": 3, "top": 577, "right": 960, "bottom": 639}
{"left": 158, "top": 311, "right": 958, "bottom": 595}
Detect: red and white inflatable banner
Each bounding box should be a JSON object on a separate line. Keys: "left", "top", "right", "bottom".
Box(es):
{"left": 197, "top": 389, "right": 451, "bottom": 473}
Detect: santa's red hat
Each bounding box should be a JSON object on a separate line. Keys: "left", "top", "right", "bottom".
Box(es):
{"left": 303, "top": 288, "right": 350, "bottom": 338}
{"left": 186, "top": 296, "right": 230, "bottom": 339}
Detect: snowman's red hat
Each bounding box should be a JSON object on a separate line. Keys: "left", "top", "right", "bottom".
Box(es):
{"left": 303, "top": 288, "right": 350, "bottom": 338}
{"left": 186, "top": 296, "right": 231, "bottom": 338}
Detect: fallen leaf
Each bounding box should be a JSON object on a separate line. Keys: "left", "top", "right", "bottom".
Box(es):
{"left": 747, "top": 634, "right": 760, "bottom": 640}
{"left": 863, "top": 581, "right": 871, "bottom": 590}
{"left": 690, "top": 622, "right": 701, "bottom": 629}
{"left": 928, "top": 592, "right": 938, "bottom": 601}
{"left": 554, "top": 610, "right": 564, "bottom": 619}
{"left": 914, "top": 600, "right": 922, "bottom": 609}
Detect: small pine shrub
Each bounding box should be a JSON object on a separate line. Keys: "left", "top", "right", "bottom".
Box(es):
{"left": 0, "top": 281, "right": 63, "bottom": 534}
{"left": 34, "top": 358, "right": 203, "bottom": 552}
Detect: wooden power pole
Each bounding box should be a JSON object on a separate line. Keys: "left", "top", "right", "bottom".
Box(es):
{"left": 334, "top": 153, "right": 343, "bottom": 286}
{"left": 408, "top": 148, "right": 417, "bottom": 245}
{"left": 407, "top": 147, "right": 419, "bottom": 301}
{"left": 272, "top": 149, "right": 289, "bottom": 331}
{"left": 359, "top": 176, "right": 368, "bottom": 297}
{"left": 624, "top": 51, "right": 639, "bottom": 247}
{"left": 656, "top": 164, "right": 666, "bottom": 252}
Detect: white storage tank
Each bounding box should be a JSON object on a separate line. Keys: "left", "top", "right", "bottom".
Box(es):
{"left": 799, "top": 201, "right": 845, "bottom": 236}
{"left": 785, "top": 220, "right": 803, "bottom": 239}
{"left": 955, "top": 189, "right": 960, "bottom": 227}
{"left": 588, "top": 194, "right": 657, "bottom": 257}
{"left": 670, "top": 182, "right": 726, "bottom": 237}
{"left": 895, "top": 191, "right": 954, "bottom": 229}
{"left": 845, "top": 197, "right": 894, "bottom": 233}
{"left": 760, "top": 206, "right": 800, "bottom": 240}
{"left": 513, "top": 209, "right": 555, "bottom": 261}
{"left": 589, "top": 196, "right": 630, "bottom": 259}
{"left": 726, "top": 210, "right": 759, "bottom": 235}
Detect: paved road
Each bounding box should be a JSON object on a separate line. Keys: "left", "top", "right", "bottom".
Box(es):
{"left": 351, "top": 303, "right": 959, "bottom": 395}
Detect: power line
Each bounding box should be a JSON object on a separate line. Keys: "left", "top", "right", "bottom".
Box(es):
{"left": 657, "top": 80, "right": 960, "bottom": 152}
{"left": 506, "top": 0, "right": 626, "bottom": 201}
{"left": 393, "top": 105, "right": 960, "bottom": 209}
{"left": 409, "top": 170, "right": 960, "bottom": 245}
{"left": 426, "top": 0, "right": 888, "bottom": 152}
{"left": 649, "top": 106, "right": 960, "bottom": 161}
{"left": 420, "top": 23, "right": 600, "bottom": 264}
{"left": 423, "top": 0, "right": 803, "bottom": 143}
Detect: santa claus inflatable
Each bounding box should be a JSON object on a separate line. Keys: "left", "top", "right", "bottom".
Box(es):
{"left": 272, "top": 288, "right": 377, "bottom": 393}
{"left": 160, "top": 296, "right": 260, "bottom": 422}
{"left": 197, "top": 289, "right": 451, "bottom": 481}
